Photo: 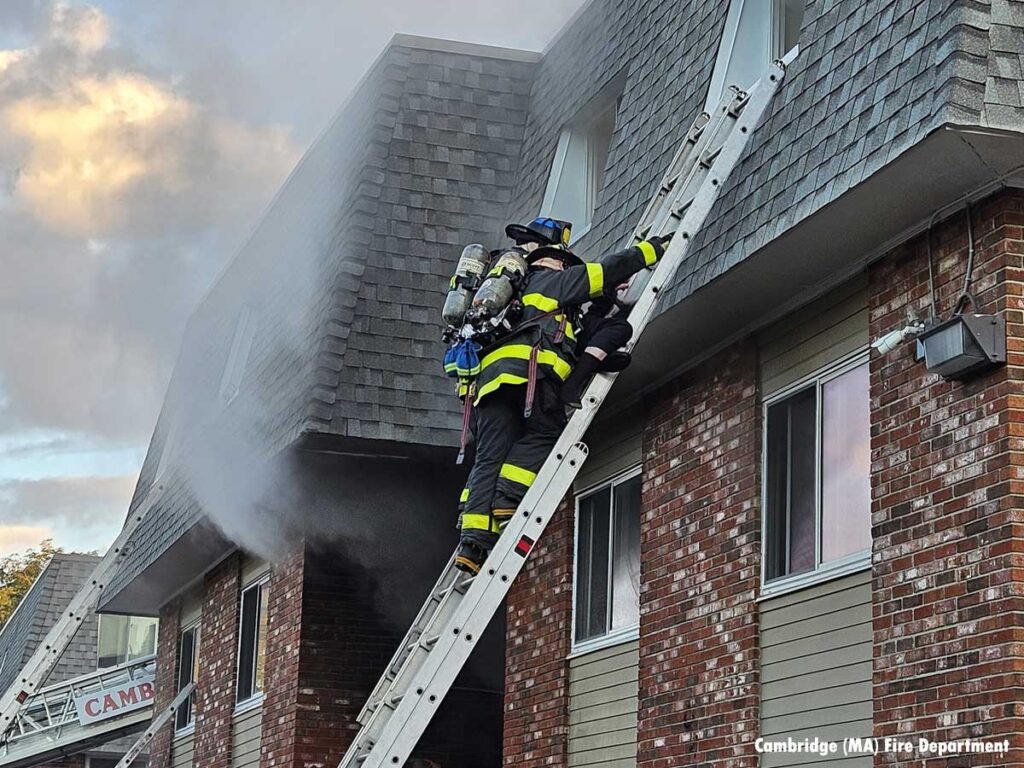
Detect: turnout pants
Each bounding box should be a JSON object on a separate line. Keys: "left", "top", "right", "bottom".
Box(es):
{"left": 460, "top": 380, "right": 567, "bottom": 550}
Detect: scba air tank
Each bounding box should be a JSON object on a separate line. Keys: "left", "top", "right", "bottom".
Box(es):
{"left": 442, "top": 244, "right": 491, "bottom": 326}
{"left": 472, "top": 249, "right": 528, "bottom": 318}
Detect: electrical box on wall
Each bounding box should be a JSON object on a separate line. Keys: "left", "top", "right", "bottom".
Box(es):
{"left": 917, "top": 313, "right": 1006, "bottom": 380}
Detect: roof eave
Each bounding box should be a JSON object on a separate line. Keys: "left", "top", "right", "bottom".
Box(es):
{"left": 613, "top": 124, "right": 1024, "bottom": 402}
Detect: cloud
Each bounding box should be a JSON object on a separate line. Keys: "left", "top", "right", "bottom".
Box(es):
{"left": 0, "top": 475, "right": 136, "bottom": 551}
{"left": 0, "top": 2, "right": 300, "bottom": 441}
{"left": 0, "top": 526, "right": 55, "bottom": 557}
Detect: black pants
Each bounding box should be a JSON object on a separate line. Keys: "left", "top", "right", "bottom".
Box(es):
{"left": 460, "top": 380, "right": 567, "bottom": 549}
{"left": 578, "top": 314, "right": 632, "bottom": 354}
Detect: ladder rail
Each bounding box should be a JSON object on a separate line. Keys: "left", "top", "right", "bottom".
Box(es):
{"left": 112, "top": 682, "right": 196, "bottom": 768}
{"left": 339, "top": 55, "right": 789, "bottom": 768}
{"left": 0, "top": 488, "right": 164, "bottom": 733}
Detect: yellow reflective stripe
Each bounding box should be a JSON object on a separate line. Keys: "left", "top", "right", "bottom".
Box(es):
{"left": 460, "top": 488, "right": 470, "bottom": 503}
{"left": 479, "top": 344, "right": 571, "bottom": 380}
{"left": 500, "top": 463, "right": 537, "bottom": 487}
{"left": 638, "top": 241, "right": 658, "bottom": 266}
{"left": 462, "top": 513, "right": 492, "bottom": 532}
{"left": 522, "top": 293, "right": 558, "bottom": 312}
{"left": 474, "top": 372, "right": 528, "bottom": 402}
{"left": 586, "top": 262, "right": 604, "bottom": 297}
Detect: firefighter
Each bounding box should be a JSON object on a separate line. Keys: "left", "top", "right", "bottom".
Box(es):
{"left": 455, "top": 217, "right": 667, "bottom": 573}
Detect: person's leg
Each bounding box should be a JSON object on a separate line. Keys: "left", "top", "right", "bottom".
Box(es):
{"left": 561, "top": 317, "right": 634, "bottom": 407}
{"left": 492, "top": 381, "right": 568, "bottom": 515}
{"left": 457, "top": 388, "right": 523, "bottom": 571}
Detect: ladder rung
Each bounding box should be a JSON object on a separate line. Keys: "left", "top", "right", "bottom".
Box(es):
{"left": 405, "top": 634, "right": 439, "bottom": 654}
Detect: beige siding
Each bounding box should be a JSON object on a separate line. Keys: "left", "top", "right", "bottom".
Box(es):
{"left": 171, "top": 732, "right": 194, "bottom": 768}
{"left": 232, "top": 704, "right": 263, "bottom": 768}
{"left": 759, "top": 273, "right": 868, "bottom": 396}
{"left": 568, "top": 640, "right": 638, "bottom": 768}
{"left": 760, "top": 570, "right": 872, "bottom": 767}
{"left": 240, "top": 555, "right": 270, "bottom": 587}
{"left": 180, "top": 588, "right": 203, "bottom": 627}
{"left": 576, "top": 403, "right": 643, "bottom": 492}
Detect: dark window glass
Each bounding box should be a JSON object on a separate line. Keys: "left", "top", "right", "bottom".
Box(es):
{"left": 175, "top": 625, "right": 199, "bottom": 730}
{"left": 575, "top": 488, "right": 610, "bottom": 643}
{"left": 765, "top": 386, "right": 816, "bottom": 580}
{"left": 575, "top": 474, "right": 642, "bottom": 644}
{"left": 237, "top": 582, "right": 268, "bottom": 702}
{"left": 610, "top": 476, "right": 641, "bottom": 631}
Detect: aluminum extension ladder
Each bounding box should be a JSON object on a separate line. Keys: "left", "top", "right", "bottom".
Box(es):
{"left": 0, "top": 486, "right": 167, "bottom": 754}
{"left": 339, "top": 56, "right": 791, "bottom": 768}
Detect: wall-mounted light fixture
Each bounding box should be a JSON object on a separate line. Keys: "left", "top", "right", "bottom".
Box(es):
{"left": 917, "top": 313, "right": 1005, "bottom": 380}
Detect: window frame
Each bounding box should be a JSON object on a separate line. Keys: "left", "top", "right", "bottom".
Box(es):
{"left": 539, "top": 91, "right": 621, "bottom": 244}
{"left": 704, "top": 0, "right": 803, "bottom": 111}
{"left": 174, "top": 621, "right": 200, "bottom": 734}
{"left": 218, "top": 305, "right": 258, "bottom": 406}
{"left": 759, "top": 349, "right": 871, "bottom": 600}
{"left": 234, "top": 574, "right": 270, "bottom": 711}
{"left": 570, "top": 465, "right": 643, "bottom": 657}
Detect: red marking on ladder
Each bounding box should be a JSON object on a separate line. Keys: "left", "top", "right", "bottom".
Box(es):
{"left": 514, "top": 536, "right": 534, "bottom": 558}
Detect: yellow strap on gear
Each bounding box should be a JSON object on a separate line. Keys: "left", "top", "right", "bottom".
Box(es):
{"left": 459, "top": 488, "right": 470, "bottom": 503}
{"left": 479, "top": 344, "right": 571, "bottom": 380}
{"left": 638, "top": 240, "right": 658, "bottom": 266}
{"left": 522, "top": 293, "right": 559, "bottom": 312}
{"left": 586, "top": 262, "right": 604, "bottom": 297}
{"left": 499, "top": 463, "right": 537, "bottom": 487}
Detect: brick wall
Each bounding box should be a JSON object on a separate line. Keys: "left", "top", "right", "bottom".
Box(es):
{"left": 151, "top": 597, "right": 182, "bottom": 768}
{"left": 502, "top": 499, "right": 574, "bottom": 767}
{"left": 193, "top": 555, "right": 241, "bottom": 768}
{"left": 869, "top": 188, "right": 1024, "bottom": 765}
{"left": 637, "top": 343, "right": 761, "bottom": 768}
{"left": 259, "top": 545, "right": 304, "bottom": 768}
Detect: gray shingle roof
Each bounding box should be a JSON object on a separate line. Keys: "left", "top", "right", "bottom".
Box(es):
{"left": 0, "top": 554, "right": 101, "bottom": 694}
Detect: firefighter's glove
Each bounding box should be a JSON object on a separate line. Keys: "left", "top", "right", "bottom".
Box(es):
{"left": 637, "top": 234, "right": 669, "bottom": 266}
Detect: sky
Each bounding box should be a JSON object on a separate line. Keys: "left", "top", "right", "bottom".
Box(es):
{"left": 0, "top": 0, "right": 586, "bottom": 557}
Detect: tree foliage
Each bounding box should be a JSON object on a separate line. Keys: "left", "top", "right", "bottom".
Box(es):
{"left": 0, "top": 540, "right": 63, "bottom": 629}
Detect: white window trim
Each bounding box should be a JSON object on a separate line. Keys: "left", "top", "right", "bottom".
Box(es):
{"left": 174, "top": 620, "right": 201, "bottom": 734}
{"left": 234, "top": 574, "right": 271, "bottom": 708}
{"left": 218, "top": 305, "right": 258, "bottom": 406}
{"left": 539, "top": 128, "right": 572, "bottom": 217}
{"left": 571, "top": 465, "right": 642, "bottom": 655}
{"left": 704, "top": 0, "right": 802, "bottom": 111}
{"left": 233, "top": 691, "right": 265, "bottom": 716}
{"left": 759, "top": 347, "right": 871, "bottom": 599}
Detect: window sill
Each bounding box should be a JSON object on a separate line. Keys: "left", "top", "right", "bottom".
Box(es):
{"left": 233, "top": 693, "right": 265, "bottom": 716}
{"left": 173, "top": 724, "right": 195, "bottom": 739}
{"left": 568, "top": 625, "right": 639, "bottom": 659}
{"left": 758, "top": 550, "right": 871, "bottom": 601}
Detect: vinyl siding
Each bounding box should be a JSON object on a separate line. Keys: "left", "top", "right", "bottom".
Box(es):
{"left": 760, "top": 570, "right": 873, "bottom": 767}
{"left": 759, "top": 273, "right": 869, "bottom": 396}
{"left": 576, "top": 403, "right": 643, "bottom": 492}
{"left": 171, "top": 732, "right": 194, "bottom": 768}
{"left": 240, "top": 555, "right": 270, "bottom": 587}
{"left": 568, "top": 640, "right": 638, "bottom": 768}
{"left": 231, "top": 704, "right": 263, "bottom": 768}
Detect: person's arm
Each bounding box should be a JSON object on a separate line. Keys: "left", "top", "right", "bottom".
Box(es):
{"left": 542, "top": 238, "right": 667, "bottom": 307}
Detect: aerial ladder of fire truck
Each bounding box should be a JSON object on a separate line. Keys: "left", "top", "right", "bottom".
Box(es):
{"left": 0, "top": 52, "right": 792, "bottom": 768}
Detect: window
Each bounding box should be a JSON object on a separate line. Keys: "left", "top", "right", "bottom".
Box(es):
{"left": 540, "top": 95, "right": 619, "bottom": 240}
{"left": 97, "top": 615, "right": 159, "bottom": 668}
{"left": 574, "top": 471, "right": 641, "bottom": 648}
{"left": 705, "top": 0, "right": 805, "bottom": 109}
{"left": 175, "top": 623, "right": 200, "bottom": 731}
{"left": 218, "top": 306, "right": 258, "bottom": 405}
{"left": 236, "top": 578, "right": 269, "bottom": 704}
{"left": 763, "top": 356, "right": 871, "bottom": 590}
